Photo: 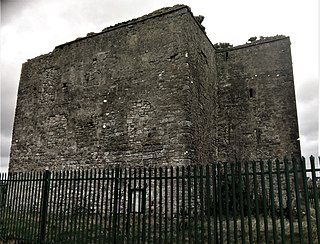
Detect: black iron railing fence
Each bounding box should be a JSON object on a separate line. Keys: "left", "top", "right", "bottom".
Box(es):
{"left": 0, "top": 157, "right": 319, "bottom": 243}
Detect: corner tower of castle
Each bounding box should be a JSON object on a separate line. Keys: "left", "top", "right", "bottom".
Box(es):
{"left": 9, "top": 5, "right": 300, "bottom": 172}
{"left": 216, "top": 37, "right": 301, "bottom": 162}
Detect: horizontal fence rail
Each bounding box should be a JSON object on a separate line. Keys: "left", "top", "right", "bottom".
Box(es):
{"left": 0, "top": 157, "right": 320, "bottom": 243}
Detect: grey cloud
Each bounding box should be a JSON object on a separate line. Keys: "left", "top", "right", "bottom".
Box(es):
{"left": 1, "top": 63, "right": 19, "bottom": 138}
{"left": 1, "top": 0, "right": 34, "bottom": 25}
{"left": 1, "top": 135, "right": 11, "bottom": 157}
{"left": 297, "top": 97, "right": 319, "bottom": 140}
{"left": 296, "top": 78, "right": 319, "bottom": 104}
{"left": 301, "top": 139, "right": 318, "bottom": 158}
{"left": 0, "top": 0, "right": 318, "bottom": 174}
{"left": 0, "top": 156, "right": 9, "bottom": 173}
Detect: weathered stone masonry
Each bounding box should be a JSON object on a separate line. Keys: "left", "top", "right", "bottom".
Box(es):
{"left": 216, "top": 37, "right": 300, "bottom": 162}
{"left": 9, "top": 5, "right": 300, "bottom": 172}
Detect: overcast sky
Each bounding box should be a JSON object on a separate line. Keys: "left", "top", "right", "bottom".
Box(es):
{"left": 0, "top": 0, "right": 319, "bottom": 173}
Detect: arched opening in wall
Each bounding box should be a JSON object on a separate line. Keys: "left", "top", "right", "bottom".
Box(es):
{"left": 249, "top": 88, "right": 255, "bottom": 98}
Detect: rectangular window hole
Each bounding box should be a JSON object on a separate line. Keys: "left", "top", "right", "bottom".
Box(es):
{"left": 224, "top": 51, "right": 229, "bottom": 61}
{"left": 249, "top": 88, "right": 255, "bottom": 98}
{"left": 129, "top": 188, "right": 146, "bottom": 213}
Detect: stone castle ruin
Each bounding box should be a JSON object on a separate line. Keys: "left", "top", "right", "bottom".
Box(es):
{"left": 9, "top": 5, "right": 300, "bottom": 172}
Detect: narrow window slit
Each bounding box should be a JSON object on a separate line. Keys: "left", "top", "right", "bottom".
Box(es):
{"left": 224, "top": 51, "right": 229, "bottom": 61}
{"left": 249, "top": 88, "right": 255, "bottom": 98}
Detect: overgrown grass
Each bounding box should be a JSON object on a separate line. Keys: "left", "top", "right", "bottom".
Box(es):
{"left": 0, "top": 208, "right": 319, "bottom": 243}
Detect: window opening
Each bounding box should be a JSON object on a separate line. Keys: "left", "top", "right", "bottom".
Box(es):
{"left": 129, "top": 188, "right": 146, "bottom": 213}
{"left": 224, "top": 51, "right": 229, "bottom": 61}
{"left": 249, "top": 88, "right": 255, "bottom": 98}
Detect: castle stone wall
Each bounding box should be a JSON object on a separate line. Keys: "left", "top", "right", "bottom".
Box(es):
{"left": 9, "top": 5, "right": 300, "bottom": 172}
{"left": 216, "top": 38, "right": 300, "bottom": 162}
{"left": 9, "top": 6, "right": 219, "bottom": 172}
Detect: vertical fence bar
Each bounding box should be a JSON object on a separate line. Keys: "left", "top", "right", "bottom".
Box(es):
{"left": 181, "top": 166, "right": 186, "bottom": 243}
{"left": 231, "top": 163, "right": 238, "bottom": 244}
{"left": 46, "top": 171, "right": 53, "bottom": 242}
{"left": 126, "top": 168, "right": 131, "bottom": 240}
{"left": 64, "top": 170, "right": 71, "bottom": 242}
{"left": 85, "top": 170, "right": 92, "bottom": 242}
{"left": 132, "top": 168, "right": 137, "bottom": 244}
{"left": 2, "top": 173, "right": 11, "bottom": 239}
{"left": 104, "top": 168, "right": 111, "bottom": 242}
{"left": 26, "top": 172, "right": 35, "bottom": 241}
{"left": 24, "top": 172, "right": 31, "bottom": 241}
{"left": 118, "top": 169, "right": 127, "bottom": 243}
{"left": 13, "top": 172, "right": 21, "bottom": 240}
{"left": 10, "top": 172, "right": 18, "bottom": 240}
{"left": 158, "top": 167, "right": 162, "bottom": 244}
{"left": 57, "top": 171, "right": 65, "bottom": 240}
{"left": 0, "top": 173, "right": 6, "bottom": 238}
{"left": 199, "top": 165, "right": 204, "bottom": 243}
{"left": 293, "top": 158, "right": 304, "bottom": 244}
{"left": 164, "top": 167, "right": 168, "bottom": 244}
{"left": 3, "top": 173, "right": 9, "bottom": 238}
{"left": 94, "top": 169, "right": 100, "bottom": 242}
{"left": 193, "top": 165, "right": 198, "bottom": 242}
{"left": 212, "top": 164, "right": 218, "bottom": 243}
{"left": 237, "top": 162, "right": 245, "bottom": 244}
{"left": 284, "top": 158, "right": 294, "bottom": 243}
{"left": 81, "top": 170, "right": 89, "bottom": 242}
{"left": 33, "top": 172, "right": 42, "bottom": 240}
{"left": 216, "top": 164, "right": 223, "bottom": 243}
{"left": 17, "top": 172, "right": 26, "bottom": 241}
{"left": 224, "top": 163, "right": 230, "bottom": 244}
{"left": 93, "top": 169, "right": 98, "bottom": 242}
{"left": 117, "top": 168, "right": 123, "bottom": 243}
{"left": 61, "top": 170, "right": 71, "bottom": 241}
{"left": 301, "top": 158, "right": 312, "bottom": 244}
{"left": 75, "top": 170, "right": 82, "bottom": 243}
{"left": 252, "top": 161, "right": 261, "bottom": 243}
{"left": 99, "top": 169, "right": 105, "bottom": 244}
{"left": 176, "top": 166, "right": 180, "bottom": 244}
{"left": 10, "top": 172, "right": 20, "bottom": 240}
{"left": 310, "top": 156, "right": 320, "bottom": 241}
{"left": 244, "top": 162, "right": 253, "bottom": 244}
{"left": 0, "top": 173, "right": 6, "bottom": 226}
{"left": 147, "top": 167, "right": 152, "bottom": 244}
{"left": 108, "top": 168, "right": 114, "bottom": 242}
{"left": 187, "top": 166, "right": 192, "bottom": 243}
{"left": 39, "top": 170, "right": 50, "bottom": 244}
{"left": 53, "top": 171, "right": 62, "bottom": 240}
{"left": 260, "top": 160, "right": 269, "bottom": 243}
{"left": 112, "top": 167, "right": 119, "bottom": 244}
{"left": 73, "top": 170, "right": 80, "bottom": 242}
{"left": 20, "top": 173, "right": 27, "bottom": 240}
{"left": 267, "top": 160, "right": 278, "bottom": 244}
{"left": 170, "top": 166, "right": 174, "bottom": 243}
{"left": 122, "top": 168, "right": 127, "bottom": 244}
{"left": 275, "top": 159, "right": 286, "bottom": 243}
{"left": 153, "top": 167, "right": 157, "bottom": 244}
{"left": 142, "top": 168, "right": 147, "bottom": 243}
{"left": 138, "top": 168, "right": 142, "bottom": 244}
{"left": 205, "top": 165, "right": 211, "bottom": 244}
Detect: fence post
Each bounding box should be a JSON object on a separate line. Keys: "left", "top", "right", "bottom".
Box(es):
{"left": 39, "top": 170, "right": 51, "bottom": 244}
{"left": 112, "top": 166, "right": 120, "bottom": 244}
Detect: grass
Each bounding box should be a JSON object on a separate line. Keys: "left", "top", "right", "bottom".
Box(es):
{"left": 0, "top": 208, "right": 319, "bottom": 243}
